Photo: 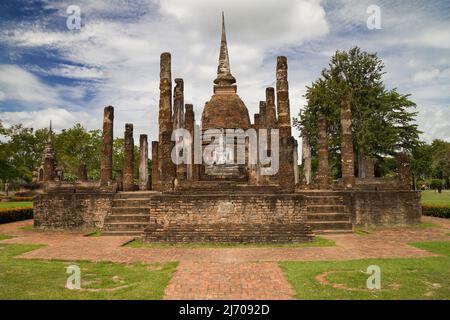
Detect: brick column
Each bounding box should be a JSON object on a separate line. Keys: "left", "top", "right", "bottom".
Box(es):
{"left": 365, "top": 158, "right": 375, "bottom": 178}
{"left": 317, "top": 114, "right": 331, "bottom": 189}
{"left": 276, "top": 56, "right": 291, "bottom": 138}
{"left": 139, "top": 134, "right": 149, "bottom": 190}
{"left": 122, "top": 123, "right": 135, "bottom": 191}
{"left": 100, "top": 106, "right": 114, "bottom": 186}
{"left": 184, "top": 104, "right": 195, "bottom": 181}
{"left": 173, "top": 78, "right": 186, "bottom": 180}
{"left": 265, "top": 87, "right": 278, "bottom": 129}
{"left": 301, "top": 128, "right": 312, "bottom": 185}
{"left": 151, "top": 141, "right": 159, "bottom": 190}
{"left": 78, "top": 162, "right": 87, "bottom": 182}
{"left": 259, "top": 101, "right": 267, "bottom": 129}
{"left": 158, "top": 52, "right": 176, "bottom": 191}
{"left": 276, "top": 56, "right": 295, "bottom": 191}
{"left": 340, "top": 95, "right": 355, "bottom": 189}
{"left": 397, "top": 152, "right": 412, "bottom": 190}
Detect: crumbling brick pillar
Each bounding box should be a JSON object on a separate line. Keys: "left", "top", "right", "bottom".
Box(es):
{"left": 397, "top": 151, "right": 412, "bottom": 190}
{"left": 265, "top": 87, "right": 278, "bottom": 129}
{"left": 173, "top": 78, "right": 186, "bottom": 180}
{"left": 276, "top": 56, "right": 295, "bottom": 191}
{"left": 158, "top": 52, "right": 176, "bottom": 192}
{"left": 301, "top": 128, "right": 312, "bottom": 185}
{"left": 340, "top": 95, "right": 355, "bottom": 189}
{"left": 259, "top": 101, "right": 267, "bottom": 129}
{"left": 184, "top": 104, "right": 195, "bottom": 181}
{"left": 365, "top": 158, "right": 375, "bottom": 178}
{"left": 139, "top": 134, "right": 149, "bottom": 190}
{"left": 151, "top": 141, "right": 159, "bottom": 190}
{"left": 78, "top": 162, "right": 87, "bottom": 182}
{"left": 317, "top": 114, "right": 331, "bottom": 189}
{"left": 100, "top": 106, "right": 114, "bottom": 186}
{"left": 293, "top": 139, "right": 299, "bottom": 185}
{"left": 265, "top": 87, "right": 278, "bottom": 185}
{"left": 122, "top": 123, "right": 135, "bottom": 191}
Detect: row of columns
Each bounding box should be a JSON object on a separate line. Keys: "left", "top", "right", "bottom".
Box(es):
{"left": 303, "top": 94, "right": 377, "bottom": 189}
{"left": 100, "top": 106, "right": 150, "bottom": 191}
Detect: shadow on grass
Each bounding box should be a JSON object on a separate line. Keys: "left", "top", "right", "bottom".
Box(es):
{"left": 124, "top": 236, "right": 336, "bottom": 249}
{"left": 0, "top": 243, "right": 178, "bottom": 299}
{"left": 279, "top": 241, "right": 450, "bottom": 300}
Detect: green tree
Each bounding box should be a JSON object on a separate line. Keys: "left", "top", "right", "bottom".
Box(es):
{"left": 54, "top": 123, "right": 102, "bottom": 179}
{"left": 297, "top": 47, "right": 421, "bottom": 179}
{"left": 0, "top": 122, "right": 47, "bottom": 182}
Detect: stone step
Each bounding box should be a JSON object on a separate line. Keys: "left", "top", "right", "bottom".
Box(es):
{"left": 307, "top": 221, "right": 353, "bottom": 231}
{"left": 104, "top": 214, "right": 150, "bottom": 223}
{"left": 115, "top": 192, "right": 158, "bottom": 199}
{"left": 111, "top": 207, "right": 150, "bottom": 215}
{"left": 102, "top": 230, "right": 143, "bottom": 237}
{"left": 314, "top": 229, "right": 354, "bottom": 235}
{"left": 305, "top": 196, "right": 344, "bottom": 205}
{"left": 103, "top": 222, "right": 148, "bottom": 231}
{"left": 298, "top": 191, "right": 346, "bottom": 197}
{"left": 307, "top": 205, "right": 349, "bottom": 213}
{"left": 112, "top": 199, "right": 152, "bottom": 207}
{"left": 307, "top": 213, "right": 350, "bottom": 221}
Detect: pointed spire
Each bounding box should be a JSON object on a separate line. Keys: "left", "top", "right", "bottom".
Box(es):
{"left": 214, "top": 12, "right": 236, "bottom": 86}
{"left": 47, "top": 120, "right": 53, "bottom": 145}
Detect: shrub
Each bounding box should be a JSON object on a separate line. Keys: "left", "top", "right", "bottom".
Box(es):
{"left": 430, "top": 179, "right": 445, "bottom": 193}
{"left": 0, "top": 207, "right": 33, "bottom": 224}
{"left": 422, "top": 205, "right": 450, "bottom": 219}
{"left": 11, "top": 196, "right": 33, "bottom": 202}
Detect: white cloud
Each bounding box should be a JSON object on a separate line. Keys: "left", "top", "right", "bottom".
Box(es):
{"left": 0, "top": 108, "right": 97, "bottom": 132}
{"left": 1, "top": 0, "right": 330, "bottom": 143}
{"left": 413, "top": 69, "right": 441, "bottom": 82}
{"left": 0, "top": 64, "right": 58, "bottom": 105}
{"left": 1, "top": 0, "right": 449, "bottom": 145}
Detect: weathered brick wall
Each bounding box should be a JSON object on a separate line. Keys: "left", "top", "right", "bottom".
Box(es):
{"left": 349, "top": 191, "right": 422, "bottom": 227}
{"left": 144, "top": 194, "right": 313, "bottom": 243}
{"left": 34, "top": 192, "right": 114, "bottom": 230}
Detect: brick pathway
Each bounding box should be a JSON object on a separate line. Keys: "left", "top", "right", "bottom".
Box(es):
{"left": 1, "top": 216, "right": 449, "bottom": 299}
{"left": 164, "top": 262, "right": 294, "bottom": 300}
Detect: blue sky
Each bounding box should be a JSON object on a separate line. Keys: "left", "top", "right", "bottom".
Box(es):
{"left": 0, "top": 0, "right": 449, "bottom": 145}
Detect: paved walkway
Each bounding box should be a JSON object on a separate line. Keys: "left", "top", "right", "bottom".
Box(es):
{"left": 1, "top": 216, "right": 449, "bottom": 299}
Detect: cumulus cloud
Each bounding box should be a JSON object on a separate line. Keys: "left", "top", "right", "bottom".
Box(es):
{"left": 0, "top": 107, "right": 97, "bottom": 132}
{"left": 0, "top": 64, "right": 59, "bottom": 105}
{"left": 1, "top": 0, "right": 330, "bottom": 143}
{"left": 0, "top": 0, "right": 449, "bottom": 147}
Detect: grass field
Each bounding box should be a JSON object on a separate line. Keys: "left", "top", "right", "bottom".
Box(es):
{"left": 280, "top": 241, "right": 450, "bottom": 300}
{"left": 0, "top": 202, "right": 33, "bottom": 209}
{"left": 125, "top": 236, "right": 335, "bottom": 249}
{"left": 421, "top": 190, "right": 450, "bottom": 207}
{"left": 0, "top": 243, "right": 177, "bottom": 299}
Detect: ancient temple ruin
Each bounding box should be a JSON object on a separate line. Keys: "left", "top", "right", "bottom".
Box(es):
{"left": 34, "top": 14, "right": 421, "bottom": 243}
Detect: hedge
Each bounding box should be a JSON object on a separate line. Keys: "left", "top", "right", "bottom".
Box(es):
{"left": 422, "top": 205, "right": 450, "bottom": 219}
{"left": 0, "top": 207, "right": 33, "bottom": 224}
{"left": 11, "top": 196, "right": 33, "bottom": 202}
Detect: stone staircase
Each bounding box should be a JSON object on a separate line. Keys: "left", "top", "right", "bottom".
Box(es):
{"left": 102, "top": 192, "right": 154, "bottom": 237}
{"left": 303, "top": 192, "right": 353, "bottom": 234}
{"left": 103, "top": 190, "right": 354, "bottom": 237}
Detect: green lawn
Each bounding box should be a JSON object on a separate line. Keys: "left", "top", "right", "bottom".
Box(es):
{"left": 0, "top": 202, "right": 33, "bottom": 209}
{"left": 279, "top": 241, "right": 450, "bottom": 300}
{"left": 125, "top": 236, "right": 335, "bottom": 249}
{"left": 0, "top": 243, "right": 177, "bottom": 299}
{"left": 421, "top": 190, "right": 450, "bottom": 207}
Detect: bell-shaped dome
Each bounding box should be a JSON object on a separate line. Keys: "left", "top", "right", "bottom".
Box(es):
{"left": 201, "top": 93, "right": 251, "bottom": 130}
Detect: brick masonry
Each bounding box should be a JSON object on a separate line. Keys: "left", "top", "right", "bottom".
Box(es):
{"left": 144, "top": 193, "right": 313, "bottom": 243}
{"left": 33, "top": 189, "right": 422, "bottom": 234}
{"left": 34, "top": 192, "right": 114, "bottom": 230}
